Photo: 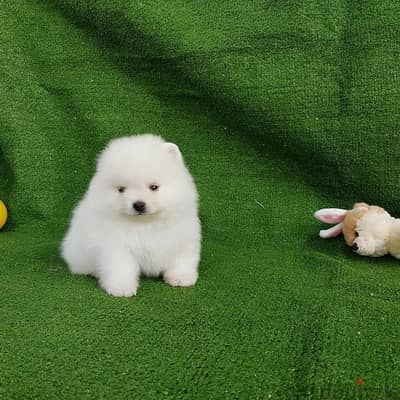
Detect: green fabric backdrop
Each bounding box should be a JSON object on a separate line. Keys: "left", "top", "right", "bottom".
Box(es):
{"left": 1, "top": 1, "right": 400, "bottom": 398}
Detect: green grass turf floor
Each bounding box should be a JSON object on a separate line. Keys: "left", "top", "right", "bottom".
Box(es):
{"left": 1, "top": 1, "right": 400, "bottom": 398}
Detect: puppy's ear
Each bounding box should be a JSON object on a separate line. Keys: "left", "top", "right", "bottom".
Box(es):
{"left": 164, "top": 142, "right": 182, "bottom": 161}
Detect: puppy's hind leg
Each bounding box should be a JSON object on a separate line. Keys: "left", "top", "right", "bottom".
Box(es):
{"left": 61, "top": 235, "right": 97, "bottom": 276}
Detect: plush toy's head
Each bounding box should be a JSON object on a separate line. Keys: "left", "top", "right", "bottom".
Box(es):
{"left": 315, "top": 203, "right": 393, "bottom": 257}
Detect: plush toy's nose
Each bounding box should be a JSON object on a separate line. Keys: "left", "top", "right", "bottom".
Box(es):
{"left": 352, "top": 242, "right": 359, "bottom": 251}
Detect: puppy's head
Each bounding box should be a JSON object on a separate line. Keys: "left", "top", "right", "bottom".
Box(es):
{"left": 92, "top": 134, "right": 196, "bottom": 219}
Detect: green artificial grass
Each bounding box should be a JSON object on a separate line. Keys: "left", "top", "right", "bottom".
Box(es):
{"left": 1, "top": 1, "right": 400, "bottom": 398}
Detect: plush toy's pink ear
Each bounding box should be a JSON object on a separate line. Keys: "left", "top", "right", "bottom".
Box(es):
{"left": 319, "top": 223, "right": 343, "bottom": 239}
{"left": 314, "top": 208, "right": 347, "bottom": 223}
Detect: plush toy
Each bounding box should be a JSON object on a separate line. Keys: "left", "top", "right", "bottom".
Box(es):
{"left": 0, "top": 200, "right": 7, "bottom": 229}
{"left": 314, "top": 202, "right": 400, "bottom": 258}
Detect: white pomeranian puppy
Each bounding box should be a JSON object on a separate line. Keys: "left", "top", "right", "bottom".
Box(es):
{"left": 61, "top": 134, "right": 201, "bottom": 297}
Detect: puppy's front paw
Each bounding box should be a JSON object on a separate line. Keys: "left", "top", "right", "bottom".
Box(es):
{"left": 100, "top": 278, "right": 138, "bottom": 297}
{"left": 164, "top": 269, "right": 198, "bottom": 287}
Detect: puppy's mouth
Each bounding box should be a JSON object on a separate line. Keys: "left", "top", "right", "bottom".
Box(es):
{"left": 130, "top": 209, "right": 158, "bottom": 217}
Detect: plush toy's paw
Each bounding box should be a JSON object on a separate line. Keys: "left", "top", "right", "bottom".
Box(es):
{"left": 164, "top": 269, "right": 198, "bottom": 287}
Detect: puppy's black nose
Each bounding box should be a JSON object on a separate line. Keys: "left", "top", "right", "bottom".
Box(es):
{"left": 133, "top": 201, "right": 146, "bottom": 213}
{"left": 352, "top": 242, "right": 359, "bottom": 251}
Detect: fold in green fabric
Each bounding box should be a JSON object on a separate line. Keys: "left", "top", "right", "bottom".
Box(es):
{"left": 1, "top": 1, "right": 400, "bottom": 398}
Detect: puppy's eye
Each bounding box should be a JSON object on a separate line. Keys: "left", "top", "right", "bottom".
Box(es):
{"left": 355, "top": 231, "right": 359, "bottom": 237}
{"left": 149, "top": 184, "right": 159, "bottom": 191}
{"left": 118, "top": 187, "right": 126, "bottom": 193}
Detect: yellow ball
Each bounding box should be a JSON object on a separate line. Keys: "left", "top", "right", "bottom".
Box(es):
{"left": 0, "top": 200, "right": 8, "bottom": 229}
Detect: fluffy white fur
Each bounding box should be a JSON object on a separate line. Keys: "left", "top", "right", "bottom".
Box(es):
{"left": 61, "top": 134, "right": 201, "bottom": 297}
